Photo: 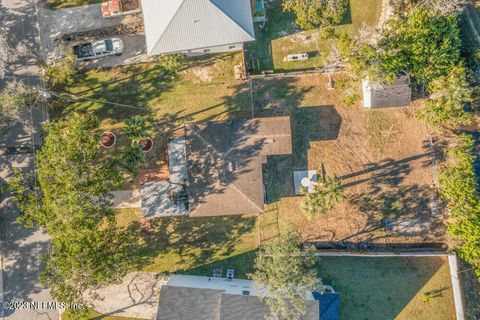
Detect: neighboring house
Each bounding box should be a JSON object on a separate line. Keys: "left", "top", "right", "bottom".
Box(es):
{"left": 362, "top": 74, "right": 412, "bottom": 108}
{"left": 141, "top": 117, "right": 292, "bottom": 218}
{"left": 156, "top": 274, "right": 340, "bottom": 320}
{"left": 141, "top": 0, "right": 255, "bottom": 56}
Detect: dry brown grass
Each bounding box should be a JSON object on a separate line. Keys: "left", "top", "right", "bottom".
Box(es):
{"left": 253, "top": 73, "right": 444, "bottom": 246}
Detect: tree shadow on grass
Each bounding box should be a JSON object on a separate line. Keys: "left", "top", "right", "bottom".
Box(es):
{"left": 183, "top": 250, "right": 257, "bottom": 279}
{"left": 50, "top": 64, "right": 173, "bottom": 123}
{"left": 51, "top": 53, "right": 251, "bottom": 127}
{"left": 123, "top": 215, "right": 257, "bottom": 274}
{"left": 316, "top": 256, "right": 452, "bottom": 320}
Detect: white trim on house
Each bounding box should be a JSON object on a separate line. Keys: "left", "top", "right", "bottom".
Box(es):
{"left": 166, "top": 274, "right": 316, "bottom": 300}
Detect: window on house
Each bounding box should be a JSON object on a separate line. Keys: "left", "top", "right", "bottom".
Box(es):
{"left": 228, "top": 45, "right": 236, "bottom": 49}
{"left": 203, "top": 49, "right": 211, "bottom": 53}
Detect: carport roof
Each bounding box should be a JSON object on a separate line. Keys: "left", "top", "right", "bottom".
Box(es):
{"left": 141, "top": 0, "right": 255, "bottom": 56}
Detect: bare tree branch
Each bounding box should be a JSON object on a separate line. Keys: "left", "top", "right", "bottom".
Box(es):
{"left": 417, "top": 0, "right": 470, "bottom": 15}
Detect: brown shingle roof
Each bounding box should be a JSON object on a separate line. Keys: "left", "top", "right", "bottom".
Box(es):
{"left": 185, "top": 117, "right": 292, "bottom": 217}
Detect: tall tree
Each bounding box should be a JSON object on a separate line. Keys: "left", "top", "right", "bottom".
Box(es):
{"left": 399, "top": 8, "right": 461, "bottom": 84}
{"left": 251, "top": 232, "right": 320, "bottom": 320}
{"left": 335, "top": 8, "right": 461, "bottom": 85}
{"left": 335, "top": 24, "right": 409, "bottom": 84}
{"left": 8, "top": 113, "right": 128, "bottom": 312}
{"left": 300, "top": 174, "right": 346, "bottom": 220}
{"left": 417, "top": 65, "right": 473, "bottom": 130}
{"left": 282, "top": 0, "right": 348, "bottom": 30}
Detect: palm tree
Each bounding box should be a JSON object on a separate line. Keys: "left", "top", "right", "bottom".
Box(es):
{"left": 124, "top": 116, "right": 152, "bottom": 146}
{"left": 300, "top": 174, "right": 346, "bottom": 220}
{"left": 120, "top": 145, "right": 145, "bottom": 176}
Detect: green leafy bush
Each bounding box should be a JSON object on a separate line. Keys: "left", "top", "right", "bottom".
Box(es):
{"left": 439, "top": 134, "right": 480, "bottom": 275}
{"left": 282, "top": 0, "right": 349, "bottom": 30}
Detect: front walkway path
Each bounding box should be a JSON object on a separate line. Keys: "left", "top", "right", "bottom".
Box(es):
{"left": 112, "top": 189, "right": 141, "bottom": 209}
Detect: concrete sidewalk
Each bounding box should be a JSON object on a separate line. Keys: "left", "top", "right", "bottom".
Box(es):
{"left": 112, "top": 189, "right": 141, "bottom": 209}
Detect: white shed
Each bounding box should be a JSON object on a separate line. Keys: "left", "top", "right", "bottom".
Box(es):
{"left": 362, "top": 75, "right": 412, "bottom": 108}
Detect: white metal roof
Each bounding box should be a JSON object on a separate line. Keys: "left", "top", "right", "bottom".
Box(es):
{"left": 141, "top": 0, "right": 255, "bottom": 56}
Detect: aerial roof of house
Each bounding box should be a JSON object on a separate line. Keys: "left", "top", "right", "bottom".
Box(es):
{"left": 362, "top": 74, "right": 412, "bottom": 108}
{"left": 185, "top": 116, "right": 292, "bottom": 217}
{"left": 156, "top": 283, "right": 320, "bottom": 320}
{"left": 141, "top": 0, "right": 255, "bottom": 56}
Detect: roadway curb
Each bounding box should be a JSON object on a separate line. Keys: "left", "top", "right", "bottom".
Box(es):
{"left": 449, "top": 255, "right": 465, "bottom": 320}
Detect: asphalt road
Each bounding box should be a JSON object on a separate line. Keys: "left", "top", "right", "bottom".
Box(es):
{"left": 0, "top": 0, "right": 57, "bottom": 319}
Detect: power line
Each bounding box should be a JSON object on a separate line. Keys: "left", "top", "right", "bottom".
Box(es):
{"left": 46, "top": 90, "right": 150, "bottom": 112}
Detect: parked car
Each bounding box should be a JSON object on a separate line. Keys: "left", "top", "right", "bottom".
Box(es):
{"left": 283, "top": 53, "right": 309, "bottom": 62}
{"left": 73, "top": 38, "right": 124, "bottom": 61}
{"left": 101, "top": 0, "right": 141, "bottom": 18}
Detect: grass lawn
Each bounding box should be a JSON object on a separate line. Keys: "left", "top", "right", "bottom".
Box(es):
{"left": 52, "top": 54, "right": 257, "bottom": 277}
{"left": 115, "top": 208, "right": 259, "bottom": 279}
{"left": 46, "top": 0, "right": 102, "bottom": 10}
{"left": 52, "top": 53, "right": 249, "bottom": 129}
{"left": 317, "top": 256, "right": 455, "bottom": 320}
{"left": 113, "top": 209, "right": 453, "bottom": 320}
{"left": 52, "top": 52, "right": 250, "bottom": 169}
{"left": 246, "top": 0, "right": 382, "bottom": 73}
{"left": 65, "top": 255, "right": 456, "bottom": 320}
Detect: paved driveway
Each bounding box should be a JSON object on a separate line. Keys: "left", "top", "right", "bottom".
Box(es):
{"left": 77, "top": 32, "right": 153, "bottom": 69}
{"left": 38, "top": 3, "right": 124, "bottom": 61}
{"left": 84, "top": 272, "right": 164, "bottom": 319}
{"left": 38, "top": 3, "right": 147, "bottom": 65}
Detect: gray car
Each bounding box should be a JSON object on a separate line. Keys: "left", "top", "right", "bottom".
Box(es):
{"left": 73, "top": 37, "right": 124, "bottom": 61}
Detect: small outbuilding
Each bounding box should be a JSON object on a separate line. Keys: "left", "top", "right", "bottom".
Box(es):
{"left": 362, "top": 74, "right": 412, "bottom": 108}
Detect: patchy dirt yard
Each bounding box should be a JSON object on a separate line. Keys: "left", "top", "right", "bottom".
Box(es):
{"left": 253, "top": 74, "right": 444, "bottom": 248}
